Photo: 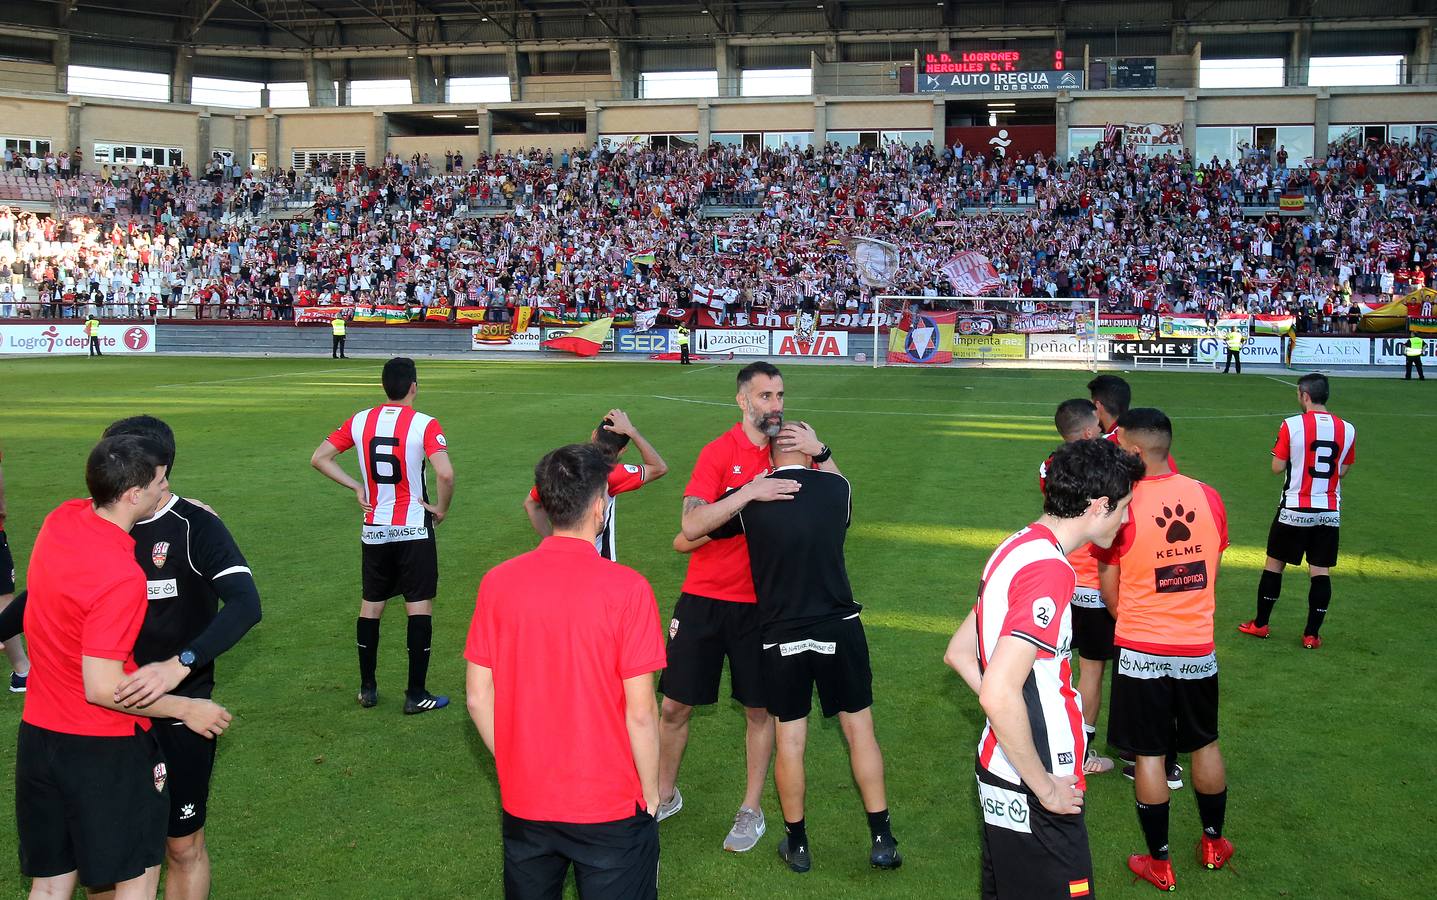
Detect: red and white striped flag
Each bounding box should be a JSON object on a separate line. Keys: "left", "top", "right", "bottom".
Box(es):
{"left": 1103, "top": 123, "right": 1119, "bottom": 145}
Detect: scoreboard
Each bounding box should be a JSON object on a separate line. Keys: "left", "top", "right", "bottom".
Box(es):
{"left": 922, "top": 49, "right": 1066, "bottom": 75}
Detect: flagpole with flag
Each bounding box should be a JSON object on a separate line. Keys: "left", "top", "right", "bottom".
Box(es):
{"left": 542, "top": 317, "right": 614, "bottom": 357}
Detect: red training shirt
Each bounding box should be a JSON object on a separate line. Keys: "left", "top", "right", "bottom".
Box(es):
{"left": 680, "top": 423, "right": 772, "bottom": 603}
{"left": 465, "top": 536, "right": 667, "bottom": 823}
{"left": 22, "top": 499, "right": 150, "bottom": 737}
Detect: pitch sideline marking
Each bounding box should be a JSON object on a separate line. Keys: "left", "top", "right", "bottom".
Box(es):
{"left": 1266, "top": 375, "right": 1299, "bottom": 388}
{"left": 157, "top": 365, "right": 354, "bottom": 388}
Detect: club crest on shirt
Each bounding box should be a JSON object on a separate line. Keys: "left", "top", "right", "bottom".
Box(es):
{"left": 669, "top": 618, "right": 679, "bottom": 639}
{"left": 151, "top": 541, "right": 170, "bottom": 569}
{"left": 153, "top": 762, "right": 168, "bottom": 793}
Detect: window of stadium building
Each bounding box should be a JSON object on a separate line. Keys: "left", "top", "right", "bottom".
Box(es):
{"left": 1195, "top": 125, "right": 1252, "bottom": 163}
{"left": 292, "top": 149, "right": 366, "bottom": 169}
{"left": 447, "top": 76, "right": 510, "bottom": 103}
{"left": 1253, "top": 125, "right": 1315, "bottom": 163}
{"left": 1067, "top": 127, "right": 1106, "bottom": 157}
{"left": 66, "top": 65, "right": 169, "bottom": 102}
{"left": 349, "top": 79, "right": 411, "bottom": 105}
{"left": 4, "top": 137, "right": 51, "bottom": 158}
{"left": 1309, "top": 55, "right": 1404, "bottom": 87}
{"left": 192, "top": 76, "right": 263, "bottom": 108}
{"left": 1388, "top": 124, "right": 1437, "bottom": 145}
{"left": 762, "top": 131, "right": 813, "bottom": 150}
{"left": 1198, "top": 58, "right": 1285, "bottom": 88}
{"left": 266, "top": 82, "right": 311, "bottom": 108}
{"left": 640, "top": 70, "right": 719, "bottom": 99}
{"left": 92, "top": 143, "right": 184, "bottom": 168}
{"left": 739, "top": 68, "right": 813, "bottom": 97}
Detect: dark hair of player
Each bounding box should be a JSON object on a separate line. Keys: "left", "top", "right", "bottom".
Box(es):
{"left": 1115, "top": 407, "right": 1173, "bottom": 456}
{"left": 1054, "top": 399, "right": 1098, "bottom": 441}
{"left": 103, "top": 415, "right": 176, "bottom": 474}
{"left": 593, "top": 417, "right": 630, "bottom": 461}
{"left": 1297, "top": 372, "right": 1330, "bottom": 404}
{"left": 86, "top": 434, "right": 168, "bottom": 508}
{"left": 534, "top": 443, "right": 611, "bottom": 529}
{"left": 1043, "top": 438, "right": 1145, "bottom": 518}
{"left": 382, "top": 357, "right": 418, "bottom": 401}
{"left": 737, "top": 361, "right": 781, "bottom": 390}
{"left": 1087, "top": 374, "right": 1132, "bottom": 418}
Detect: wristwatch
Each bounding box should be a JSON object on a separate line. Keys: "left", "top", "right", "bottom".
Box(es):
{"left": 813, "top": 444, "right": 833, "bottom": 464}
{"left": 178, "top": 649, "right": 197, "bottom": 668}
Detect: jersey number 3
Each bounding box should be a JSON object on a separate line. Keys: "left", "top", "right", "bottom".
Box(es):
{"left": 1307, "top": 439, "right": 1338, "bottom": 479}
{"left": 368, "top": 436, "right": 402, "bottom": 485}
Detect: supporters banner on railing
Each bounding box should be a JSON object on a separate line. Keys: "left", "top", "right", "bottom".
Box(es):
{"left": 294, "top": 306, "right": 351, "bottom": 324}
{"left": 888, "top": 310, "right": 956, "bottom": 364}
{"left": 940, "top": 252, "right": 1001, "bottom": 296}
{"left": 353, "top": 305, "right": 413, "bottom": 324}
{"left": 1124, "top": 123, "right": 1183, "bottom": 149}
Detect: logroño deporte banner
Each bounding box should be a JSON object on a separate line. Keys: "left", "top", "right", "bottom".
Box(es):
{"left": 1, "top": 323, "right": 155, "bottom": 354}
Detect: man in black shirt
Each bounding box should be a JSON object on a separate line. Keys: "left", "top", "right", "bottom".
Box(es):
{"left": 699, "top": 423, "right": 900, "bottom": 875}
{"left": 0, "top": 415, "right": 261, "bottom": 900}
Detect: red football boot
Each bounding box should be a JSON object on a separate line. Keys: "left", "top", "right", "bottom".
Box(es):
{"left": 1302, "top": 634, "right": 1322, "bottom": 650}
{"left": 1128, "top": 854, "right": 1177, "bottom": 892}
{"left": 1199, "top": 835, "right": 1235, "bottom": 870}
{"left": 1237, "top": 620, "right": 1270, "bottom": 639}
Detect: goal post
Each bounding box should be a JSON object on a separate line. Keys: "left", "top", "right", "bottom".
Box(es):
{"left": 872, "top": 295, "right": 1103, "bottom": 372}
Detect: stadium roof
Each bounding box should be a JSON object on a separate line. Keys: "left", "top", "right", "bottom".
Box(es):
{"left": 1, "top": 1, "right": 1433, "bottom": 57}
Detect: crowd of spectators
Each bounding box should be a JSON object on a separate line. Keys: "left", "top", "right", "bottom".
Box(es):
{"left": 2, "top": 134, "right": 1435, "bottom": 329}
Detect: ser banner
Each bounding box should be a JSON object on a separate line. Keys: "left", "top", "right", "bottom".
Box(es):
{"left": 1, "top": 323, "right": 155, "bottom": 354}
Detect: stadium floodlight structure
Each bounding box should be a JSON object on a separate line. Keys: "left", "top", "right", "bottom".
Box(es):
{"left": 872, "top": 295, "right": 1103, "bottom": 372}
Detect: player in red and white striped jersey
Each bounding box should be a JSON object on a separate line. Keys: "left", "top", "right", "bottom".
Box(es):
{"left": 311, "top": 357, "right": 456, "bottom": 713}
{"left": 1241, "top": 373, "right": 1356, "bottom": 649}
{"left": 524, "top": 409, "right": 668, "bottom": 561}
{"left": 946, "top": 438, "right": 1143, "bottom": 899}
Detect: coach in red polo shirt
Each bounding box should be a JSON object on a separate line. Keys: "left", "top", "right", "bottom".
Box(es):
{"left": 16, "top": 435, "right": 232, "bottom": 899}
{"left": 466, "top": 442, "right": 667, "bottom": 900}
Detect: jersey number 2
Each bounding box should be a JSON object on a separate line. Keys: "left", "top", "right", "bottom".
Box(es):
{"left": 368, "top": 436, "right": 402, "bottom": 485}
{"left": 1307, "top": 440, "right": 1338, "bottom": 479}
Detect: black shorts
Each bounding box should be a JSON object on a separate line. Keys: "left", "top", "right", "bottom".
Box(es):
{"left": 502, "top": 807, "right": 658, "bottom": 900}
{"left": 657, "top": 593, "right": 764, "bottom": 709}
{"left": 761, "top": 616, "right": 873, "bottom": 722}
{"left": 361, "top": 533, "right": 438, "bottom": 603}
{"left": 0, "top": 528, "right": 15, "bottom": 595}
{"left": 977, "top": 764, "right": 1095, "bottom": 899}
{"left": 16, "top": 721, "right": 168, "bottom": 887}
{"left": 1107, "top": 648, "right": 1220, "bottom": 756}
{"left": 1070, "top": 601, "right": 1114, "bottom": 663}
{"left": 153, "top": 719, "right": 218, "bottom": 838}
{"left": 1266, "top": 508, "right": 1340, "bottom": 568}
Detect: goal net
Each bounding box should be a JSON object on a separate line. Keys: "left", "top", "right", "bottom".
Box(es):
{"left": 872, "top": 295, "right": 1103, "bottom": 371}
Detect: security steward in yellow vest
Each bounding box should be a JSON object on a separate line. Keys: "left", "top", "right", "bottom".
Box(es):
{"left": 331, "top": 316, "right": 348, "bottom": 359}
{"left": 1222, "top": 330, "right": 1244, "bottom": 374}
{"left": 84, "top": 315, "right": 102, "bottom": 357}
{"left": 677, "top": 324, "right": 691, "bottom": 365}
{"left": 1405, "top": 333, "right": 1426, "bottom": 381}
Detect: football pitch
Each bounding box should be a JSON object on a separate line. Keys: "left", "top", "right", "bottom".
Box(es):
{"left": 0, "top": 355, "right": 1432, "bottom": 899}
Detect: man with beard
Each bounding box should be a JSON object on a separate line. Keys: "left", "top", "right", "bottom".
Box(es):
{"left": 655, "top": 362, "right": 831, "bottom": 854}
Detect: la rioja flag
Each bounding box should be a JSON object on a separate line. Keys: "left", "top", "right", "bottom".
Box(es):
{"left": 542, "top": 317, "right": 614, "bottom": 357}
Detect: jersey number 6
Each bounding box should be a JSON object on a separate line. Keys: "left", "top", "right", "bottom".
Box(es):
{"left": 368, "top": 436, "right": 402, "bottom": 485}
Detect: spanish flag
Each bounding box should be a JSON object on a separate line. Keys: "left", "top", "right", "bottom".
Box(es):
{"left": 542, "top": 317, "right": 613, "bottom": 357}
{"left": 887, "top": 310, "right": 956, "bottom": 364}
{"left": 630, "top": 248, "right": 656, "bottom": 266}
{"left": 1068, "top": 878, "right": 1092, "bottom": 897}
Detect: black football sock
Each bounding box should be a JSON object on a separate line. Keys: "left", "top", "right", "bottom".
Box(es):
{"left": 1305, "top": 576, "right": 1332, "bottom": 637}
{"left": 1135, "top": 800, "right": 1171, "bottom": 860}
{"left": 1196, "top": 789, "right": 1227, "bottom": 839}
{"left": 866, "top": 808, "right": 892, "bottom": 841}
{"left": 356, "top": 617, "right": 380, "bottom": 688}
{"left": 1254, "top": 569, "right": 1283, "bottom": 627}
{"left": 785, "top": 818, "right": 808, "bottom": 850}
{"left": 406, "top": 614, "right": 433, "bottom": 697}
{"left": 1166, "top": 750, "right": 1178, "bottom": 775}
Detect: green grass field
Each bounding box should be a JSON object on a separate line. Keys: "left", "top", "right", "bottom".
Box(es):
{"left": 0, "top": 355, "right": 1432, "bottom": 899}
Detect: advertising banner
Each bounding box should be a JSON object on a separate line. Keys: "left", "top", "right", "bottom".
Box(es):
{"left": 470, "top": 326, "right": 542, "bottom": 351}
{"left": 943, "top": 125, "right": 1057, "bottom": 159}
{"left": 695, "top": 329, "right": 771, "bottom": 355}
{"left": 773, "top": 331, "right": 850, "bottom": 357}
{"left": 1194, "top": 335, "right": 1284, "bottom": 363}
{"left": 952, "top": 334, "right": 1026, "bottom": 359}
{"left": 615, "top": 328, "right": 674, "bottom": 354}
{"left": 1109, "top": 339, "right": 1196, "bottom": 360}
{"left": 1, "top": 323, "right": 155, "bottom": 355}
{"left": 1026, "top": 335, "right": 1111, "bottom": 361}
{"left": 920, "top": 69, "right": 1083, "bottom": 93}
{"left": 1289, "top": 337, "right": 1370, "bottom": 366}
{"left": 1373, "top": 337, "right": 1437, "bottom": 365}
